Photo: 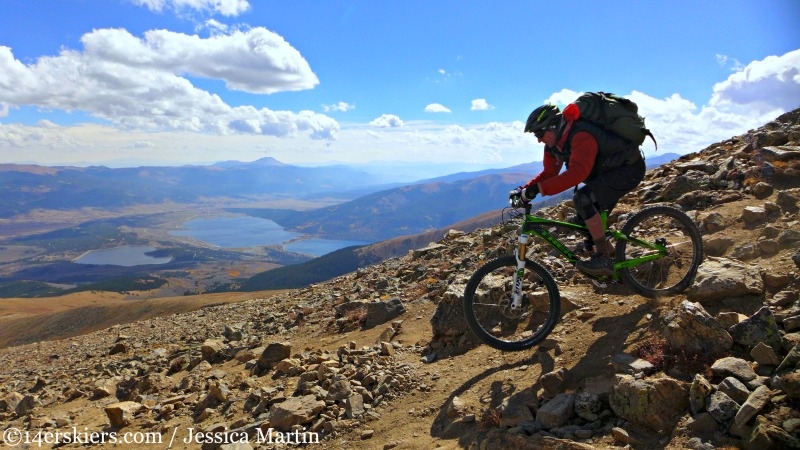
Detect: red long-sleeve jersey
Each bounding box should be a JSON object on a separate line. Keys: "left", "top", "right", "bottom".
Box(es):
{"left": 523, "top": 131, "right": 598, "bottom": 196}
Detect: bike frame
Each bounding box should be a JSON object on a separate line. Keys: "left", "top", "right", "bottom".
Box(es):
{"left": 508, "top": 201, "right": 668, "bottom": 310}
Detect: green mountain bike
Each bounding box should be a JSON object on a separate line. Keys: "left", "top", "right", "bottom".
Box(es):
{"left": 463, "top": 196, "right": 704, "bottom": 351}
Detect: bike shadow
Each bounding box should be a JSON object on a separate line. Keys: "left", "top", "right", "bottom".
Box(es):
{"left": 563, "top": 299, "right": 652, "bottom": 389}
{"left": 429, "top": 295, "right": 657, "bottom": 447}
{"left": 428, "top": 349, "right": 556, "bottom": 445}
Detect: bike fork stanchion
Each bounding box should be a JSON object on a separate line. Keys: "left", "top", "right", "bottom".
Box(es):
{"left": 511, "top": 234, "right": 530, "bottom": 311}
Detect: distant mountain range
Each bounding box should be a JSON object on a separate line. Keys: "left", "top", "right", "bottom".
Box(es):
{"left": 0, "top": 157, "right": 387, "bottom": 218}
{"left": 229, "top": 153, "right": 680, "bottom": 242}
{"left": 0, "top": 153, "right": 680, "bottom": 240}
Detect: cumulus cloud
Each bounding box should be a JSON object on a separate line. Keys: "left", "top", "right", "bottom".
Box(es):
{"left": 323, "top": 102, "right": 355, "bottom": 112}
{"left": 535, "top": 49, "right": 800, "bottom": 155}
{"left": 79, "top": 27, "right": 319, "bottom": 94}
{"left": 0, "top": 27, "right": 337, "bottom": 139}
{"left": 710, "top": 49, "right": 800, "bottom": 113}
{"left": 2, "top": 44, "right": 799, "bottom": 171}
{"left": 424, "top": 103, "right": 451, "bottom": 113}
{"left": 370, "top": 114, "right": 404, "bottom": 128}
{"left": 543, "top": 88, "right": 581, "bottom": 107}
{"left": 131, "top": 0, "right": 250, "bottom": 17}
{"left": 470, "top": 98, "right": 493, "bottom": 111}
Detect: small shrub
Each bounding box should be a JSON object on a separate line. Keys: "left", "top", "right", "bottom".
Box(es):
{"left": 479, "top": 408, "right": 500, "bottom": 428}
{"left": 343, "top": 306, "right": 367, "bottom": 327}
{"left": 632, "top": 331, "right": 721, "bottom": 376}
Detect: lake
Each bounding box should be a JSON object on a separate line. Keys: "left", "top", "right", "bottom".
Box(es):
{"left": 169, "top": 216, "right": 370, "bottom": 256}
{"left": 74, "top": 246, "right": 172, "bottom": 266}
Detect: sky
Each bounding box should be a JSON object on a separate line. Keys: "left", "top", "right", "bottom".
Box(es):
{"left": 0, "top": 0, "right": 799, "bottom": 176}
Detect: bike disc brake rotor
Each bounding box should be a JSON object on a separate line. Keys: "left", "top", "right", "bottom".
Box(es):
{"left": 496, "top": 293, "right": 527, "bottom": 320}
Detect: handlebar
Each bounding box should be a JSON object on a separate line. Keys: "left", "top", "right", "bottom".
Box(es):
{"left": 509, "top": 194, "right": 532, "bottom": 213}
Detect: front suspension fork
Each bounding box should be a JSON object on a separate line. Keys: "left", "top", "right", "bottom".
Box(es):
{"left": 511, "top": 234, "right": 530, "bottom": 310}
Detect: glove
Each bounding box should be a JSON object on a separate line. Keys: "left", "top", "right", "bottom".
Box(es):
{"left": 522, "top": 184, "right": 539, "bottom": 202}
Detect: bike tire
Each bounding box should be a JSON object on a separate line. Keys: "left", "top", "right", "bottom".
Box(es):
{"left": 463, "top": 255, "right": 560, "bottom": 351}
{"left": 617, "top": 205, "right": 704, "bottom": 297}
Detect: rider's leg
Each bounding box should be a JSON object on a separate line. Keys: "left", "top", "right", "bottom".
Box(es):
{"left": 573, "top": 187, "right": 614, "bottom": 275}
{"left": 584, "top": 213, "right": 613, "bottom": 256}
{"left": 574, "top": 189, "right": 613, "bottom": 256}
{"left": 574, "top": 160, "right": 646, "bottom": 276}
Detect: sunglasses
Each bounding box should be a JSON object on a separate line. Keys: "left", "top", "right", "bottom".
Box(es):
{"left": 533, "top": 124, "right": 557, "bottom": 138}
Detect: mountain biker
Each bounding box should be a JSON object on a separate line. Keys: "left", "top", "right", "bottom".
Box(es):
{"left": 510, "top": 103, "right": 646, "bottom": 276}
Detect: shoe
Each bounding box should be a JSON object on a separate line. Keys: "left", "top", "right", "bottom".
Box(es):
{"left": 576, "top": 253, "right": 614, "bottom": 276}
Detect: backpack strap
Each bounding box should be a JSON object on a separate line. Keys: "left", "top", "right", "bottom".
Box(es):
{"left": 644, "top": 129, "right": 658, "bottom": 150}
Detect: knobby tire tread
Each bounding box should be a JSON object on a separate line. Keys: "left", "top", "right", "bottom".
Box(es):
{"left": 463, "top": 255, "right": 560, "bottom": 351}
{"left": 617, "top": 205, "right": 703, "bottom": 297}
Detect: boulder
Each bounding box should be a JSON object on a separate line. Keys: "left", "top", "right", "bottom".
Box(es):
{"left": 267, "top": 395, "right": 325, "bottom": 431}
{"left": 609, "top": 374, "right": 688, "bottom": 433}
{"left": 662, "top": 301, "right": 733, "bottom": 354}
{"left": 687, "top": 257, "right": 764, "bottom": 304}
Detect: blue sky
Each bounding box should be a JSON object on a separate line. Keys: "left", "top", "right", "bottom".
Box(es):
{"left": 0, "top": 0, "right": 798, "bottom": 175}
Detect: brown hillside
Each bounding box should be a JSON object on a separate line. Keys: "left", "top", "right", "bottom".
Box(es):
{"left": 1, "top": 109, "right": 800, "bottom": 449}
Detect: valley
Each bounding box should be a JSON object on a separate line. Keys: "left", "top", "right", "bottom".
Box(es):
{"left": 0, "top": 202, "right": 318, "bottom": 298}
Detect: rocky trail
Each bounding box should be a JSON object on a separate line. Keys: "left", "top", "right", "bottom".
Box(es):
{"left": 2, "top": 109, "right": 800, "bottom": 449}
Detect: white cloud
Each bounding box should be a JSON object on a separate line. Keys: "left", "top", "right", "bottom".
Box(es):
{"left": 710, "top": 49, "right": 800, "bottom": 113}
{"left": 0, "top": 27, "right": 336, "bottom": 139}
{"left": 203, "top": 19, "right": 229, "bottom": 33}
{"left": 2, "top": 47, "right": 799, "bottom": 173}
{"left": 544, "top": 88, "right": 582, "bottom": 107}
{"left": 131, "top": 0, "right": 250, "bottom": 17}
{"left": 79, "top": 27, "right": 319, "bottom": 94}
{"left": 370, "top": 114, "right": 404, "bottom": 128}
{"left": 535, "top": 49, "right": 800, "bottom": 155}
{"left": 424, "top": 103, "right": 451, "bottom": 113}
{"left": 470, "top": 98, "right": 493, "bottom": 111}
{"left": 323, "top": 102, "right": 355, "bottom": 112}
{"left": 716, "top": 53, "right": 744, "bottom": 71}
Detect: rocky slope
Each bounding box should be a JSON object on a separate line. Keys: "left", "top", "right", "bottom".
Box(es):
{"left": 1, "top": 109, "right": 800, "bottom": 450}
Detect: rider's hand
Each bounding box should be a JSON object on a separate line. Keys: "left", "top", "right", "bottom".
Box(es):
{"left": 522, "top": 184, "right": 539, "bottom": 202}
{"left": 508, "top": 187, "right": 525, "bottom": 207}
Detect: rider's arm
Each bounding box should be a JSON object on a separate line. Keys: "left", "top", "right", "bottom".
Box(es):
{"left": 537, "top": 131, "right": 598, "bottom": 196}
{"left": 523, "top": 147, "right": 562, "bottom": 189}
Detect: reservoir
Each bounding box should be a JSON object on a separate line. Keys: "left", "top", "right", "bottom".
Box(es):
{"left": 74, "top": 246, "right": 172, "bottom": 266}
{"left": 169, "top": 216, "right": 370, "bottom": 256}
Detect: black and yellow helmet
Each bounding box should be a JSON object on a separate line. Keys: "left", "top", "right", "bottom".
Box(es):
{"left": 524, "top": 104, "right": 561, "bottom": 134}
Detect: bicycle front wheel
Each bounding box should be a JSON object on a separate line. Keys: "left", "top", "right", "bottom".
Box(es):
{"left": 617, "top": 205, "right": 704, "bottom": 297}
{"left": 463, "top": 256, "right": 560, "bottom": 351}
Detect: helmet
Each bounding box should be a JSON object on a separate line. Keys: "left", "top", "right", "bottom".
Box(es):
{"left": 524, "top": 104, "right": 561, "bottom": 134}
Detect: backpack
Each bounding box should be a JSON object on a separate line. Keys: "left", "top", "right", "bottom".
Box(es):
{"left": 570, "top": 92, "right": 657, "bottom": 150}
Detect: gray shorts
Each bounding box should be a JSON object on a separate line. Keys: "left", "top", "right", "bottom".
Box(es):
{"left": 574, "top": 157, "right": 646, "bottom": 217}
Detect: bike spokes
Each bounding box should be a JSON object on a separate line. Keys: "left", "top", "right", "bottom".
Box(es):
{"left": 618, "top": 206, "right": 703, "bottom": 297}
{"left": 463, "top": 256, "right": 560, "bottom": 351}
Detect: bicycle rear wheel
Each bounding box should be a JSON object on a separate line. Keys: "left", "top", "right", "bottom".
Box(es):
{"left": 617, "top": 205, "right": 703, "bottom": 297}
{"left": 463, "top": 256, "right": 560, "bottom": 351}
